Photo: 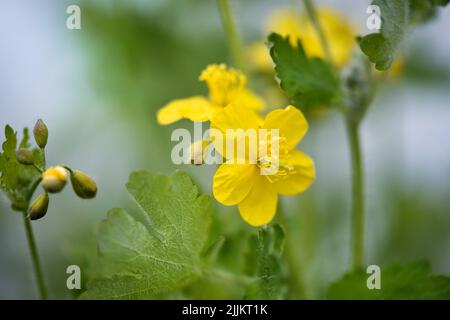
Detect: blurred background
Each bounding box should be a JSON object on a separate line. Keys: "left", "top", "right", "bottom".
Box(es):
{"left": 0, "top": 0, "right": 449, "bottom": 299}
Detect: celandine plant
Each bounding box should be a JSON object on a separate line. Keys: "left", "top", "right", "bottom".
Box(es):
{"left": 77, "top": 0, "right": 450, "bottom": 300}
{"left": 6, "top": 0, "right": 449, "bottom": 300}
{"left": 0, "top": 119, "right": 97, "bottom": 299}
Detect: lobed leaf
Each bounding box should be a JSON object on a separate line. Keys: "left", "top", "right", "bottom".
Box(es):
{"left": 80, "top": 170, "right": 213, "bottom": 299}
{"left": 268, "top": 33, "right": 341, "bottom": 110}
{"left": 0, "top": 125, "right": 41, "bottom": 211}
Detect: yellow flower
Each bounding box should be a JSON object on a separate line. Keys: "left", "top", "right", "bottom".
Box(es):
{"left": 157, "top": 64, "right": 264, "bottom": 125}
{"left": 211, "top": 105, "right": 315, "bottom": 227}
{"left": 248, "top": 7, "right": 356, "bottom": 71}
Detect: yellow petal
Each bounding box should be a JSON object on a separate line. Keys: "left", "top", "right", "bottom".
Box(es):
{"left": 41, "top": 166, "right": 68, "bottom": 193}
{"left": 210, "top": 104, "right": 263, "bottom": 158}
{"left": 262, "top": 105, "right": 308, "bottom": 150}
{"left": 213, "top": 162, "right": 257, "bottom": 206}
{"left": 238, "top": 174, "right": 278, "bottom": 227}
{"left": 273, "top": 149, "right": 315, "bottom": 196}
{"left": 211, "top": 104, "right": 262, "bottom": 132}
{"left": 233, "top": 89, "right": 265, "bottom": 111}
{"left": 264, "top": 8, "right": 356, "bottom": 68}
{"left": 315, "top": 8, "right": 356, "bottom": 67}
{"left": 156, "top": 96, "right": 217, "bottom": 125}
{"left": 293, "top": 8, "right": 355, "bottom": 67}
{"left": 265, "top": 9, "right": 302, "bottom": 40}
{"left": 247, "top": 42, "right": 273, "bottom": 72}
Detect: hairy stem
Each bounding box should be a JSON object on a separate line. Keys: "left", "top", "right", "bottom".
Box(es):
{"left": 22, "top": 176, "right": 47, "bottom": 299}
{"left": 302, "top": 0, "right": 333, "bottom": 65}
{"left": 217, "top": 0, "right": 245, "bottom": 70}
{"left": 346, "top": 120, "right": 364, "bottom": 270}
{"left": 22, "top": 211, "right": 48, "bottom": 299}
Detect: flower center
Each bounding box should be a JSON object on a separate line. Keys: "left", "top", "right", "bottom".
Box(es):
{"left": 256, "top": 135, "right": 296, "bottom": 182}
{"left": 199, "top": 64, "right": 246, "bottom": 106}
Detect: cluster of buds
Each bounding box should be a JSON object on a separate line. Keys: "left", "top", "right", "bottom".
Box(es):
{"left": 15, "top": 119, "right": 97, "bottom": 220}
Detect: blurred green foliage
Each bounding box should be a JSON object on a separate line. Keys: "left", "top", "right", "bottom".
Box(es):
{"left": 328, "top": 261, "right": 450, "bottom": 299}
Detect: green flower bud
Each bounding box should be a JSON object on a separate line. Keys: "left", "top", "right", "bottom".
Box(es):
{"left": 15, "top": 148, "right": 34, "bottom": 165}
{"left": 33, "top": 119, "right": 48, "bottom": 148}
{"left": 70, "top": 170, "right": 97, "bottom": 199}
{"left": 41, "top": 166, "right": 68, "bottom": 193}
{"left": 28, "top": 193, "right": 49, "bottom": 220}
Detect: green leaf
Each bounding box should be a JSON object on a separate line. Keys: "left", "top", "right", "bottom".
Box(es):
{"left": 268, "top": 33, "right": 340, "bottom": 110}
{"left": 360, "top": 0, "right": 449, "bottom": 71}
{"left": 327, "top": 261, "right": 450, "bottom": 299}
{"left": 80, "top": 170, "right": 213, "bottom": 299}
{"left": 244, "top": 224, "right": 287, "bottom": 299}
{"left": 0, "top": 125, "right": 41, "bottom": 211}
{"left": 0, "top": 125, "right": 19, "bottom": 190}
{"left": 359, "top": 0, "right": 409, "bottom": 71}
{"left": 19, "top": 128, "right": 30, "bottom": 149}
{"left": 202, "top": 235, "right": 226, "bottom": 266}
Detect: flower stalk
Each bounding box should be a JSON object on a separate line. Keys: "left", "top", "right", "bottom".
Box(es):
{"left": 346, "top": 119, "right": 364, "bottom": 271}
{"left": 22, "top": 211, "right": 47, "bottom": 299}
{"left": 217, "top": 0, "right": 245, "bottom": 70}
{"left": 23, "top": 177, "right": 48, "bottom": 299}
{"left": 302, "top": 0, "right": 333, "bottom": 65}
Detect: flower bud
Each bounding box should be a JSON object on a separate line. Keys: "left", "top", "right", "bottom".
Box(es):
{"left": 33, "top": 119, "right": 48, "bottom": 149}
{"left": 70, "top": 170, "right": 97, "bottom": 199}
{"left": 15, "top": 148, "right": 34, "bottom": 165}
{"left": 41, "top": 166, "right": 68, "bottom": 193}
{"left": 28, "top": 193, "right": 49, "bottom": 220}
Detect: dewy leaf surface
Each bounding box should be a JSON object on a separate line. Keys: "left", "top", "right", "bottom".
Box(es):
{"left": 81, "top": 170, "right": 212, "bottom": 299}
{"left": 268, "top": 33, "right": 340, "bottom": 110}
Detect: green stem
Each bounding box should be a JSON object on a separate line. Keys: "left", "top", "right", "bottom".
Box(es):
{"left": 40, "top": 147, "right": 46, "bottom": 170}
{"left": 217, "top": 0, "right": 245, "bottom": 70}
{"left": 302, "top": 0, "right": 333, "bottom": 65}
{"left": 62, "top": 165, "right": 73, "bottom": 174}
{"left": 22, "top": 176, "right": 48, "bottom": 299}
{"left": 22, "top": 211, "right": 48, "bottom": 299}
{"left": 346, "top": 120, "right": 364, "bottom": 271}
{"left": 32, "top": 164, "right": 43, "bottom": 174}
